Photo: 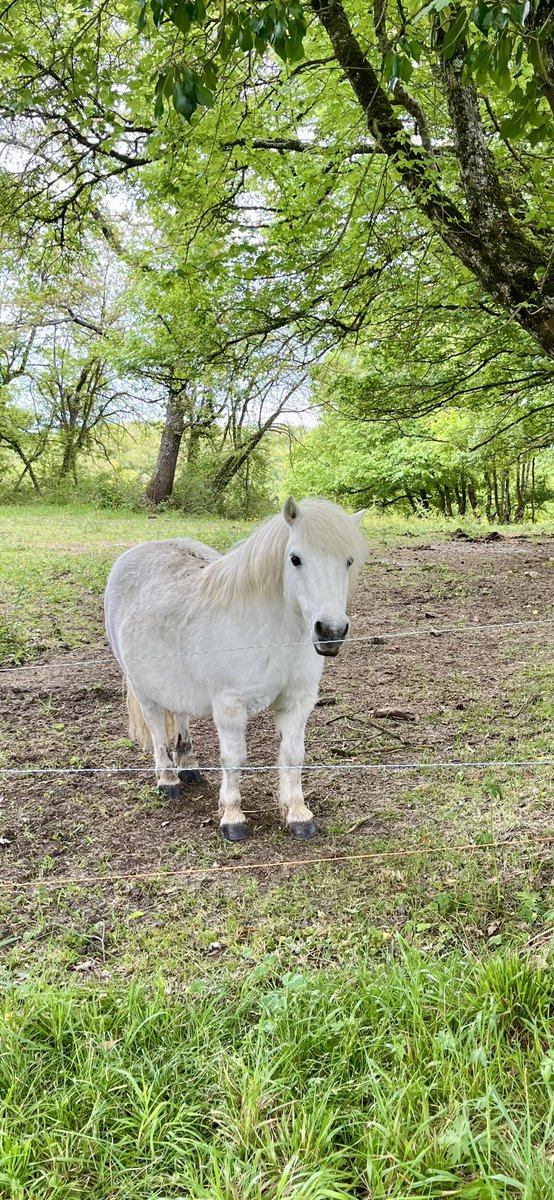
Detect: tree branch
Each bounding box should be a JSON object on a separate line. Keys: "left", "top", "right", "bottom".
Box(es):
{"left": 310, "top": 0, "right": 554, "bottom": 357}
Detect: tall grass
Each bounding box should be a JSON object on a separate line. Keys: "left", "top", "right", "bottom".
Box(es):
{"left": 1, "top": 949, "right": 553, "bottom": 1198}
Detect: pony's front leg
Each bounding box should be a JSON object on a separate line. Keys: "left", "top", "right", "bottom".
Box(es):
{"left": 273, "top": 697, "right": 317, "bottom": 840}
{"left": 212, "top": 697, "right": 250, "bottom": 842}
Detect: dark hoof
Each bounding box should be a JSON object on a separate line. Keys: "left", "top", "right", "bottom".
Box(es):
{"left": 288, "top": 819, "right": 318, "bottom": 840}
{"left": 221, "top": 822, "right": 250, "bottom": 842}
{"left": 159, "top": 783, "right": 182, "bottom": 801}
{"left": 178, "top": 768, "right": 203, "bottom": 785}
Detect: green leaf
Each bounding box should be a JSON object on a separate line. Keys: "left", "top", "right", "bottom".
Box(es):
{"left": 287, "top": 34, "right": 305, "bottom": 63}
{"left": 442, "top": 10, "right": 468, "bottom": 60}
{"left": 273, "top": 34, "right": 288, "bottom": 61}
{"left": 399, "top": 36, "right": 422, "bottom": 62}
{"left": 396, "top": 53, "right": 414, "bottom": 82}
{"left": 163, "top": 68, "right": 176, "bottom": 98}
{"left": 491, "top": 34, "right": 514, "bottom": 88}
{"left": 194, "top": 77, "right": 214, "bottom": 107}
{"left": 170, "top": 1, "right": 192, "bottom": 35}
{"left": 472, "top": 40, "right": 494, "bottom": 86}
{"left": 172, "top": 80, "right": 196, "bottom": 121}
{"left": 416, "top": 0, "right": 452, "bottom": 19}
{"left": 150, "top": 0, "right": 164, "bottom": 28}
{"left": 499, "top": 112, "right": 527, "bottom": 139}
{"left": 238, "top": 25, "right": 254, "bottom": 50}
{"left": 137, "top": 0, "right": 148, "bottom": 32}
{"left": 528, "top": 123, "right": 550, "bottom": 146}
{"left": 154, "top": 70, "right": 167, "bottom": 96}
{"left": 383, "top": 50, "right": 398, "bottom": 84}
{"left": 202, "top": 60, "right": 218, "bottom": 90}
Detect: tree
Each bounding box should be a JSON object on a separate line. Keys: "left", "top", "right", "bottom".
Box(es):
{"left": 135, "top": 0, "right": 554, "bottom": 360}
{"left": 0, "top": 310, "right": 45, "bottom": 490}
{"left": 0, "top": 248, "right": 142, "bottom": 489}
{"left": 117, "top": 216, "right": 317, "bottom": 506}
{"left": 289, "top": 348, "right": 554, "bottom": 521}
{"left": 2, "top": 0, "right": 554, "bottom": 508}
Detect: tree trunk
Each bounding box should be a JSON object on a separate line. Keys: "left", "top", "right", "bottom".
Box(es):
{"left": 144, "top": 390, "right": 186, "bottom": 505}
{"left": 492, "top": 467, "right": 501, "bottom": 521}
{"left": 418, "top": 487, "right": 430, "bottom": 511}
{"left": 58, "top": 436, "right": 79, "bottom": 483}
{"left": 503, "top": 472, "right": 512, "bottom": 523}
{"left": 454, "top": 479, "right": 467, "bottom": 515}
{"left": 484, "top": 472, "right": 493, "bottom": 522}
{"left": 515, "top": 459, "right": 527, "bottom": 522}
{"left": 209, "top": 431, "right": 265, "bottom": 498}
{"left": 2, "top": 437, "right": 42, "bottom": 493}
{"left": 468, "top": 480, "right": 478, "bottom": 514}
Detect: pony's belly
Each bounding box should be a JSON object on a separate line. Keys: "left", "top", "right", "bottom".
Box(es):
{"left": 127, "top": 661, "right": 213, "bottom": 718}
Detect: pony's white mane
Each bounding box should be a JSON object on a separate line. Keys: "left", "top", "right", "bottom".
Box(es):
{"left": 201, "top": 499, "right": 367, "bottom": 609}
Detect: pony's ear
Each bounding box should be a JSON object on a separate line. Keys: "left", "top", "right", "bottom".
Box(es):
{"left": 283, "top": 496, "right": 299, "bottom": 525}
{"left": 352, "top": 509, "right": 366, "bottom": 525}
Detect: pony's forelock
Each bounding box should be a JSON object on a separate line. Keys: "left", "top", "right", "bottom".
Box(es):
{"left": 201, "top": 499, "right": 367, "bottom": 609}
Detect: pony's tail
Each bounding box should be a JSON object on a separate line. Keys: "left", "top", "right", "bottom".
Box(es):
{"left": 125, "top": 680, "right": 176, "bottom": 750}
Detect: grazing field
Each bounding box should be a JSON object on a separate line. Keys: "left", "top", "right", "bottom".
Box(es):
{"left": 1, "top": 503, "right": 554, "bottom": 1198}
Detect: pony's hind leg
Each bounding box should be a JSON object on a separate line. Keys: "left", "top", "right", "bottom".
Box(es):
{"left": 172, "top": 712, "right": 202, "bottom": 785}
{"left": 135, "top": 694, "right": 181, "bottom": 801}
{"left": 273, "top": 696, "right": 318, "bottom": 839}
{"left": 212, "top": 697, "right": 250, "bottom": 841}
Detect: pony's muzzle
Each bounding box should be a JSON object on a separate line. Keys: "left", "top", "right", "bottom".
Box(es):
{"left": 313, "top": 619, "right": 349, "bottom": 657}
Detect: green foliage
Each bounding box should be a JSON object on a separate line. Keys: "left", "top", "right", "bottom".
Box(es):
{"left": 138, "top": 0, "right": 554, "bottom": 143}
{"left": 1, "top": 0, "right": 554, "bottom": 518}
{"left": 288, "top": 295, "right": 554, "bottom": 521}
{"left": 290, "top": 404, "right": 554, "bottom": 522}
{"left": 172, "top": 437, "right": 276, "bottom": 517}
{"left": 141, "top": 0, "right": 307, "bottom": 119}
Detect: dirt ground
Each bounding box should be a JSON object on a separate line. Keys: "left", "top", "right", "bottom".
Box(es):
{"left": 2, "top": 531, "right": 554, "bottom": 901}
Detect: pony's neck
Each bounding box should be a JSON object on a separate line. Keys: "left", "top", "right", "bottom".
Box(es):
{"left": 201, "top": 515, "right": 289, "bottom": 610}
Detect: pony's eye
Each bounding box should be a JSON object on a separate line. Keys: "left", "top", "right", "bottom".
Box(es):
{"left": 290, "top": 554, "right": 302, "bottom": 567}
{"left": 346, "top": 557, "right": 353, "bottom": 568}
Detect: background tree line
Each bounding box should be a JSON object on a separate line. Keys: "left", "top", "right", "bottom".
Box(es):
{"left": 0, "top": 0, "right": 553, "bottom": 519}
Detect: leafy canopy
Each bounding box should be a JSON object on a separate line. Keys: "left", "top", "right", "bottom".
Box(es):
{"left": 140, "top": 0, "right": 554, "bottom": 142}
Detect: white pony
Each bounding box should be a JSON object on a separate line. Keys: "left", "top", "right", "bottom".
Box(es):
{"left": 104, "top": 496, "right": 367, "bottom": 841}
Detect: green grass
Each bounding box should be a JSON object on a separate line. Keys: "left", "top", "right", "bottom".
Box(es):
{"left": 1, "top": 950, "right": 553, "bottom": 1198}
{"left": 0, "top": 504, "right": 253, "bottom": 663}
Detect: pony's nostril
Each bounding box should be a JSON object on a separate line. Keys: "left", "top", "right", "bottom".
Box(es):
{"left": 314, "top": 620, "right": 349, "bottom": 643}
